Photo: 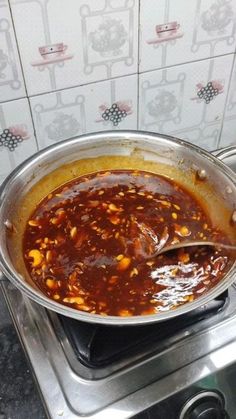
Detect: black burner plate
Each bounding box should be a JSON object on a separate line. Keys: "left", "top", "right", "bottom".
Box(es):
{"left": 58, "top": 291, "right": 228, "bottom": 368}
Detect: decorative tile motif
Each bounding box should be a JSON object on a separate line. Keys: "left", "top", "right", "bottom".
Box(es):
{"left": 10, "top": 0, "right": 138, "bottom": 96}
{"left": 139, "top": 55, "right": 233, "bottom": 150}
{"left": 192, "top": 0, "right": 236, "bottom": 53}
{"left": 45, "top": 111, "right": 81, "bottom": 142}
{"left": 30, "top": 74, "right": 138, "bottom": 149}
{"left": 31, "top": 42, "right": 74, "bottom": 68}
{"left": 146, "top": 78, "right": 184, "bottom": 125}
{"left": 30, "top": 90, "right": 85, "bottom": 149}
{"left": 92, "top": 76, "right": 137, "bottom": 132}
{"left": 80, "top": 0, "right": 138, "bottom": 79}
{"left": 0, "top": 0, "right": 26, "bottom": 102}
{"left": 146, "top": 21, "right": 184, "bottom": 46}
{"left": 0, "top": 126, "right": 29, "bottom": 151}
{"left": 195, "top": 80, "right": 222, "bottom": 104}
{"left": 139, "top": 0, "right": 236, "bottom": 73}
{"left": 0, "top": 98, "right": 38, "bottom": 185}
{"left": 101, "top": 103, "right": 128, "bottom": 126}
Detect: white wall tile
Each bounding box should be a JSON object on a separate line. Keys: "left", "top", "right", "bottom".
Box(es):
{"left": 220, "top": 118, "right": 236, "bottom": 147}
{"left": 11, "top": 0, "right": 138, "bottom": 96}
{"left": 140, "top": 0, "right": 236, "bottom": 73}
{"left": 219, "top": 56, "right": 236, "bottom": 148}
{"left": 0, "top": 0, "right": 26, "bottom": 102}
{"left": 30, "top": 74, "right": 138, "bottom": 149}
{"left": 171, "top": 123, "right": 221, "bottom": 151}
{"left": 139, "top": 55, "right": 233, "bottom": 150}
{"left": 223, "top": 54, "right": 236, "bottom": 121}
{"left": 0, "top": 98, "right": 38, "bottom": 184}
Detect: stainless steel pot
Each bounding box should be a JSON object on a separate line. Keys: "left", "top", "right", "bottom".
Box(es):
{"left": 0, "top": 131, "right": 236, "bottom": 325}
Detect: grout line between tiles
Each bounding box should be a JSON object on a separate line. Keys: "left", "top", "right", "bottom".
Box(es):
{"left": 216, "top": 53, "right": 236, "bottom": 149}
{"left": 137, "top": 74, "right": 140, "bottom": 130}
{"left": 27, "top": 72, "right": 139, "bottom": 100}
{"left": 1, "top": 54, "right": 233, "bottom": 103}
{"left": 137, "top": 0, "right": 141, "bottom": 129}
{"left": 0, "top": 1, "right": 27, "bottom": 104}
{"left": 27, "top": 97, "right": 40, "bottom": 150}
{"left": 224, "top": 114, "right": 236, "bottom": 123}
{"left": 7, "top": 0, "right": 28, "bottom": 98}
{"left": 21, "top": 51, "right": 235, "bottom": 101}
{"left": 28, "top": 52, "right": 236, "bottom": 100}
{"left": 8, "top": 0, "right": 40, "bottom": 150}
{"left": 138, "top": 51, "right": 236, "bottom": 76}
{"left": 0, "top": 96, "right": 27, "bottom": 105}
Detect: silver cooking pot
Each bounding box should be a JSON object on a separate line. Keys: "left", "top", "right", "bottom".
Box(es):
{"left": 0, "top": 131, "right": 236, "bottom": 325}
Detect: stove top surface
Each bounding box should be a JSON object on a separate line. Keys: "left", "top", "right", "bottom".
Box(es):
{"left": 2, "top": 279, "right": 236, "bottom": 418}
{"left": 58, "top": 291, "right": 228, "bottom": 369}
{"left": 1, "top": 146, "right": 236, "bottom": 419}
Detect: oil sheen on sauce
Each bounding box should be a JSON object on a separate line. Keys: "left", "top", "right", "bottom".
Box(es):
{"left": 23, "top": 170, "right": 232, "bottom": 317}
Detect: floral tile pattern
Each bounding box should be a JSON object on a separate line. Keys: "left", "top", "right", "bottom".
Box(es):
{"left": 10, "top": 0, "right": 139, "bottom": 96}
{"left": 139, "top": 0, "right": 236, "bottom": 73}
{"left": 30, "top": 73, "right": 138, "bottom": 149}
{"left": 139, "top": 55, "right": 234, "bottom": 150}
{"left": 0, "top": 0, "right": 26, "bottom": 102}
{"left": 0, "top": 98, "right": 38, "bottom": 185}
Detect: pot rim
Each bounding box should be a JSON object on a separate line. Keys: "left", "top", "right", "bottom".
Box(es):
{"left": 0, "top": 130, "right": 236, "bottom": 325}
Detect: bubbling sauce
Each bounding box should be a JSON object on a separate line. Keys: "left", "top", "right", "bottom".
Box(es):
{"left": 23, "top": 170, "right": 232, "bottom": 316}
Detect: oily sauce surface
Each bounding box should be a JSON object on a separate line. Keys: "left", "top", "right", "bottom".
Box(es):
{"left": 23, "top": 170, "right": 232, "bottom": 316}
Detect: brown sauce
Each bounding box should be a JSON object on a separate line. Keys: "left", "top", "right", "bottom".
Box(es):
{"left": 23, "top": 170, "right": 232, "bottom": 316}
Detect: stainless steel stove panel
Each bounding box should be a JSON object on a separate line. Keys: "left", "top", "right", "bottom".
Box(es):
{"left": 2, "top": 280, "right": 236, "bottom": 418}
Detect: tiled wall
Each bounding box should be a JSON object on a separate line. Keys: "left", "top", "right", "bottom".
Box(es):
{"left": 0, "top": 0, "right": 236, "bottom": 184}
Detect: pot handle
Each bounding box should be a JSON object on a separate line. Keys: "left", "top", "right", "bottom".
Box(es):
{"left": 212, "top": 145, "right": 236, "bottom": 160}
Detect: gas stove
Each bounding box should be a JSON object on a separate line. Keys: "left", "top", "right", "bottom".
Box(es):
{"left": 1, "top": 280, "right": 236, "bottom": 418}
{"left": 1, "top": 147, "right": 236, "bottom": 419}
